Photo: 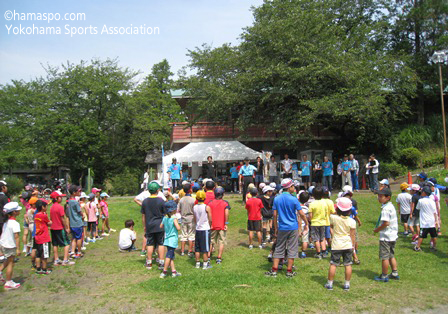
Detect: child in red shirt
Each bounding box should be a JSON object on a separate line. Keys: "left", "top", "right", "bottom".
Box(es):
{"left": 34, "top": 199, "right": 52, "bottom": 275}
{"left": 245, "top": 188, "right": 264, "bottom": 249}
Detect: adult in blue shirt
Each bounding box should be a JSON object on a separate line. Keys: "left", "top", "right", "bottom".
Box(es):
{"left": 341, "top": 155, "right": 353, "bottom": 188}
{"left": 300, "top": 155, "right": 312, "bottom": 190}
{"left": 167, "top": 158, "right": 182, "bottom": 192}
{"left": 321, "top": 156, "right": 334, "bottom": 191}
{"left": 229, "top": 163, "right": 239, "bottom": 193}
{"left": 265, "top": 178, "right": 309, "bottom": 278}
{"left": 238, "top": 157, "right": 257, "bottom": 203}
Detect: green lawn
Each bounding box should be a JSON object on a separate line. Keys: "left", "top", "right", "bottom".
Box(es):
{"left": 1, "top": 191, "right": 448, "bottom": 313}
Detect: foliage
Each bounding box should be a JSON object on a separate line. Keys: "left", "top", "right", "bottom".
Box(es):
{"left": 380, "top": 161, "right": 407, "bottom": 179}
{"left": 422, "top": 149, "right": 445, "bottom": 168}
{"left": 106, "top": 168, "right": 140, "bottom": 196}
{"left": 427, "top": 168, "right": 448, "bottom": 186}
{"left": 398, "top": 147, "right": 423, "bottom": 168}
{"left": 2, "top": 175, "right": 24, "bottom": 197}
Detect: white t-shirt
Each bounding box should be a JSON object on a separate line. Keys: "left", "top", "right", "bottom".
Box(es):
{"left": 268, "top": 161, "right": 278, "bottom": 176}
{"left": 135, "top": 191, "right": 166, "bottom": 203}
{"left": 300, "top": 205, "right": 309, "bottom": 228}
{"left": 118, "top": 228, "right": 136, "bottom": 250}
{"left": 379, "top": 202, "right": 398, "bottom": 242}
{"left": 281, "top": 159, "right": 292, "bottom": 173}
{"left": 193, "top": 204, "right": 210, "bottom": 231}
{"left": 0, "top": 219, "right": 21, "bottom": 248}
{"left": 396, "top": 192, "right": 412, "bottom": 215}
{"left": 416, "top": 197, "right": 436, "bottom": 228}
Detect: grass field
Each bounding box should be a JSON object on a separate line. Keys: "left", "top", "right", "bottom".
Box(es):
{"left": 1, "top": 191, "right": 448, "bottom": 313}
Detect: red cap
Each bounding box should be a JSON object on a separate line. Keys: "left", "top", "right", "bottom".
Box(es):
{"left": 50, "top": 191, "right": 66, "bottom": 199}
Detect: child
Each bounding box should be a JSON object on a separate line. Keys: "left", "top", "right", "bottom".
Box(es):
{"left": 408, "top": 184, "right": 421, "bottom": 243}
{"left": 245, "top": 188, "right": 263, "bottom": 249}
{"left": 67, "top": 185, "right": 84, "bottom": 259}
{"left": 209, "top": 187, "right": 230, "bottom": 263}
{"left": 260, "top": 186, "right": 274, "bottom": 245}
{"left": 298, "top": 191, "right": 310, "bottom": 258}
{"left": 50, "top": 190, "right": 73, "bottom": 266}
{"left": 20, "top": 192, "right": 31, "bottom": 254}
{"left": 0, "top": 202, "right": 22, "bottom": 290}
{"left": 396, "top": 182, "right": 412, "bottom": 236}
{"left": 100, "top": 192, "right": 115, "bottom": 236}
{"left": 309, "top": 187, "right": 329, "bottom": 259}
{"left": 86, "top": 193, "right": 98, "bottom": 243}
{"left": 193, "top": 190, "right": 212, "bottom": 269}
{"left": 34, "top": 199, "right": 53, "bottom": 275}
{"left": 322, "top": 187, "right": 335, "bottom": 254}
{"left": 414, "top": 186, "right": 438, "bottom": 252}
{"left": 159, "top": 201, "right": 182, "bottom": 278}
{"left": 373, "top": 188, "right": 399, "bottom": 282}
{"left": 246, "top": 183, "right": 256, "bottom": 201}
{"left": 79, "top": 192, "right": 88, "bottom": 250}
{"left": 342, "top": 187, "right": 361, "bottom": 264}
{"left": 118, "top": 220, "right": 137, "bottom": 252}
{"left": 27, "top": 197, "right": 37, "bottom": 265}
{"left": 325, "top": 197, "right": 356, "bottom": 291}
{"left": 178, "top": 184, "right": 195, "bottom": 257}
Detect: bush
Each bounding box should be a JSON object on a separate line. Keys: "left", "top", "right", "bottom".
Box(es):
{"left": 381, "top": 161, "right": 407, "bottom": 179}
{"left": 106, "top": 168, "right": 140, "bottom": 196}
{"left": 422, "top": 150, "right": 444, "bottom": 168}
{"left": 399, "top": 147, "right": 423, "bottom": 168}
{"left": 2, "top": 175, "right": 24, "bottom": 197}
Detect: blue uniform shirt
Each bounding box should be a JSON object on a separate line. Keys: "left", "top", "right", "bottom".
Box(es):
{"left": 322, "top": 161, "right": 333, "bottom": 176}
{"left": 168, "top": 163, "right": 182, "bottom": 180}
{"left": 230, "top": 167, "right": 238, "bottom": 179}
{"left": 342, "top": 160, "right": 352, "bottom": 171}
{"left": 239, "top": 164, "right": 257, "bottom": 176}
{"left": 300, "top": 161, "right": 312, "bottom": 176}
{"left": 272, "top": 192, "right": 302, "bottom": 231}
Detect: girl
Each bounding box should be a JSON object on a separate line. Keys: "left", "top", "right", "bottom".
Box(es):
{"left": 86, "top": 193, "right": 98, "bottom": 243}
{"left": 159, "top": 201, "right": 182, "bottom": 278}
{"left": 20, "top": 191, "right": 31, "bottom": 255}
{"left": 34, "top": 199, "right": 52, "bottom": 275}
{"left": 28, "top": 197, "right": 38, "bottom": 268}
{"left": 99, "top": 193, "right": 116, "bottom": 236}
{"left": 79, "top": 192, "right": 88, "bottom": 250}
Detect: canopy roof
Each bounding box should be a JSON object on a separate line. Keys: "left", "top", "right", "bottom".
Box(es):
{"left": 163, "top": 141, "right": 262, "bottom": 163}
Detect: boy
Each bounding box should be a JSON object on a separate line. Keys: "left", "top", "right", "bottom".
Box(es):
{"left": 309, "top": 187, "right": 329, "bottom": 258}
{"left": 298, "top": 191, "right": 310, "bottom": 258}
{"left": 414, "top": 186, "right": 438, "bottom": 252}
{"left": 396, "top": 183, "right": 412, "bottom": 236}
{"left": 245, "top": 188, "right": 263, "bottom": 249}
{"left": 193, "top": 190, "right": 212, "bottom": 269}
{"left": 408, "top": 184, "right": 421, "bottom": 243}
{"left": 160, "top": 201, "right": 182, "bottom": 278}
{"left": 260, "top": 186, "right": 274, "bottom": 245}
{"left": 34, "top": 199, "right": 53, "bottom": 275}
{"left": 209, "top": 187, "right": 230, "bottom": 264}
{"left": 341, "top": 155, "right": 352, "bottom": 188}
{"left": 67, "top": 185, "right": 84, "bottom": 258}
{"left": 322, "top": 156, "right": 333, "bottom": 191}
{"left": 204, "top": 180, "right": 216, "bottom": 205}
{"left": 0, "top": 202, "right": 21, "bottom": 290}
{"left": 118, "top": 219, "right": 137, "bottom": 252}
{"left": 141, "top": 181, "right": 166, "bottom": 270}
{"left": 373, "top": 188, "right": 399, "bottom": 282}
{"left": 50, "top": 190, "right": 74, "bottom": 266}
{"left": 322, "top": 187, "right": 335, "bottom": 254}
{"left": 178, "top": 184, "right": 196, "bottom": 257}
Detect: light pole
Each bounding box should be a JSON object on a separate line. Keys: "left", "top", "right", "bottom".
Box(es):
{"left": 431, "top": 50, "right": 448, "bottom": 169}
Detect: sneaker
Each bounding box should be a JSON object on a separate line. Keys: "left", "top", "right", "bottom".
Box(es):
{"left": 259, "top": 245, "right": 263, "bottom": 249}
{"left": 343, "top": 284, "right": 350, "bottom": 291}
{"left": 314, "top": 253, "right": 322, "bottom": 259}
{"left": 159, "top": 272, "right": 167, "bottom": 279}
{"left": 110, "top": 229, "right": 117, "bottom": 232}
{"left": 267, "top": 253, "right": 273, "bottom": 262}
{"left": 353, "top": 259, "right": 361, "bottom": 265}
{"left": 91, "top": 239, "right": 96, "bottom": 243}
{"left": 285, "top": 271, "right": 297, "bottom": 278}
{"left": 81, "top": 247, "right": 87, "bottom": 251}
{"left": 101, "top": 233, "right": 110, "bottom": 237}
{"left": 172, "top": 272, "right": 182, "bottom": 277}
{"left": 309, "top": 243, "right": 315, "bottom": 249}
{"left": 96, "top": 237, "right": 103, "bottom": 240}
{"left": 322, "top": 252, "right": 328, "bottom": 258}
{"left": 411, "top": 241, "right": 418, "bottom": 245}
{"left": 203, "top": 262, "right": 212, "bottom": 269}
{"left": 180, "top": 252, "right": 185, "bottom": 256}
{"left": 145, "top": 261, "right": 152, "bottom": 270}
{"left": 53, "top": 259, "right": 63, "bottom": 266}
{"left": 73, "top": 254, "right": 83, "bottom": 259}
{"left": 4, "top": 281, "right": 20, "bottom": 290}
{"left": 412, "top": 234, "right": 418, "bottom": 242}
{"left": 374, "top": 275, "right": 389, "bottom": 282}
{"left": 36, "top": 269, "right": 44, "bottom": 275}
{"left": 41, "top": 269, "right": 52, "bottom": 275}
{"left": 324, "top": 283, "right": 333, "bottom": 290}
{"left": 140, "top": 250, "right": 147, "bottom": 257}
{"left": 62, "top": 260, "right": 75, "bottom": 266}
{"left": 25, "top": 252, "right": 31, "bottom": 257}
{"left": 249, "top": 245, "right": 253, "bottom": 249}
{"left": 265, "top": 270, "right": 277, "bottom": 277}
{"left": 158, "top": 263, "right": 165, "bottom": 270}
{"left": 216, "top": 258, "right": 222, "bottom": 264}
{"left": 300, "top": 252, "right": 307, "bottom": 258}
{"left": 84, "top": 242, "right": 89, "bottom": 246}
{"left": 414, "top": 246, "right": 422, "bottom": 252}
{"left": 389, "top": 273, "right": 400, "bottom": 280}
{"left": 188, "top": 252, "right": 194, "bottom": 258}
{"left": 195, "top": 262, "right": 201, "bottom": 269}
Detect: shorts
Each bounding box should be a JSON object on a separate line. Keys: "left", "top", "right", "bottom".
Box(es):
{"left": 325, "top": 226, "right": 331, "bottom": 239}
{"left": 301, "top": 230, "right": 309, "bottom": 243}
{"left": 211, "top": 229, "right": 227, "bottom": 246}
{"left": 408, "top": 216, "right": 420, "bottom": 226}
{"left": 247, "top": 220, "right": 262, "bottom": 231}
{"left": 88, "top": 221, "right": 97, "bottom": 233}
{"left": 51, "top": 229, "right": 70, "bottom": 247}
{"left": 34, "top": 242, "right": 51, "bottom": 259}
{"left": 302, "top": 175, "right": 310, "bottom": 183}
{"left": 195, "top": 230, "right": 211, "bottom": 253}
{"left": 420, "top": 227, "right": 438, "bottom": 239}
{"left": 83, "top": 221, "right": 88, "bottom": 227}
{"left": 102, "top": 215, "right": 108, "bottom": 220}
{"left": 310, "top": 226, "right": 326, "bottom": 242}
{"left": 330, "top": 249, "right": 353, "bottom": 266}
{"left": 71, "top": 227, "right": 83, "bottom": 240}
{"left": 273, "top": 230, "right": 299, "bottom": 259}
{"left": 0, "top": 246, "right": 16, "bottom": 258}
{"left": 255, "top": 174, "right": 264, "bottom": 183}
{"left": 262, "top": 217, "right": 272, "bottom": 223}
{"left": 24, "top": 220, "right": 29, "bottom": 228}
{"left": 180, "top": 221, "right": 195, "bottom": 242}
{"left": 401, "top": 214, "right": 410, "bottom": 223}
{"left": 27, "top": 224, "right": 34, "bottom": 247}
{"left": 146, "top": 232, "right": 165, "bottom": 247}
{"left": 379, "top": 241, "right": 395, "bottom": 260}
{"left": 166, "top": 246, "right": 176, "bottom": 260}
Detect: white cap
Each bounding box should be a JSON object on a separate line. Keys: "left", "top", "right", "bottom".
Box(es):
{"left": 262, "top": 186, "right": 274, "bottom": 194}
{"left": 3, "top": 202, "right": 21, "bottom": 213}
{"left": 79, "top": 192, "right": 88, "bottom": 199}
{"left": 379, "top": 179, "right": 389, "bottom": 185}
{"left": 259, "top": 183, "right": 266, "bottom": 190}
{"left": 172, "top": 193, "right": 179, "bottom": 199}
{"left": 269, "top": 182, "right": 276, "bottom": 188}
{"left": 342, "top": 185, "right": 353, "bottom": 193}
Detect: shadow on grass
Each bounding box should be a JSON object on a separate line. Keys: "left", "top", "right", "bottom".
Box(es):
{"left": 239, "top": 228, "right": 249, "bottom": 235}
{"left": 352, "top": 268, "right": 378, "bottom": 280}
{"left": 311, "top": 275, "right": 327, "bottom": 286}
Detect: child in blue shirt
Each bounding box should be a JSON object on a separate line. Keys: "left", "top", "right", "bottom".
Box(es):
{"left": 159, "top": 200, "right": 181, "bottom": 278}
{"left": 341, "top": 155, "right": 353, "bottom": 188}
{"left": 322, "top": 156, "right": 333, "bottom": 191}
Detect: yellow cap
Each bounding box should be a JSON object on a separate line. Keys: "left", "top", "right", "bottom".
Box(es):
{"left": 400, "top": 182, "right": 409, "bottom": 191}
{"left": 196, "top": 190, "right": 206, "bottom": 202}
{"left": 29, "top": 197, "right": 38, "bottom": 205}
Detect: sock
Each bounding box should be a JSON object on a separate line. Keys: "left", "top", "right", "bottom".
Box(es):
{"left": 327, "top": 280, "right": 333, "bottom": 285}
{"left": 381, "top": 273, "right": 388, "bottom": 278}
{"left": 272, "top": 267, "right": 278, "bottom": 272}
{"left": 392, "top": 270, "right": 398, "bottom": 276}
{"left": 37, "top": 267, "right": 42, "bottom": 271}
{"left": 345, "top": 280, "right": 350, "bottom": 286}
{"left": 172, "top": 270, "right": 177, "bottom": 274}
{"left": 146, "top": 259, "right": 152, "bottom": 264}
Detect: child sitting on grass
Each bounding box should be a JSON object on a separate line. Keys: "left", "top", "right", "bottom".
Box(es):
{"left": 34, "top": 199, "right": 53, "bottom": 275}
{"left": 118, "top": 220, "right": 137, "bottom": 252}
{"left": 0, "top": 202, "right": 22, "bottom": 290}
{"left": 325, "top": 197, "right": 356, "bottom": 291}
{"left": 373, "top": 188, "right": 399, "bottom": 282}
{"left": 245, "top": 188, "right": 264, "bottom": 249}
{"left": 159, "top": 201, "right": 182, "bottom": 278}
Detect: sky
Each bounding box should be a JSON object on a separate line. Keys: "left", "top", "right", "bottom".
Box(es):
{"left": 0, "top": 0, "right": 264, "bottom": 85}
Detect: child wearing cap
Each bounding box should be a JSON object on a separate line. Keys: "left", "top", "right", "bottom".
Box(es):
{"left": 414, "top": 186, "right": 439, "bottom": 252}
{"left": 50, "top": 191, "right": 73, "bottom": 266}
{"left": 373, "top": 188, "right": 399, "bottom": 282}
{"left": 67, "top": 185, "right": 84, "bottom": 259}
{"left": 341, "top": 188, "right": 361, "bottom": 264}
{"left": 0, "top": 202, "right": 21, "bottom": 290}
{"left": 260, "top": 186, "right": 274, "bottom": 245}
{"left": 86, "top": 194, "right": 98, "bottom": 243}
{"left": 209, "top": 187, "right": 230, "bottom": 264}
{"left": 245, "top": 188, "right": 264, "bottom": 249}
{"left": 298, "top": 191, "right": 310, "bottom": 258}
{"left": 396, "top": 183, "right": 412, "bottom": 236}
{"left": 159, "top": 201, "right": 182, "bottom": 278}
{"left": 193, "top": 190, "right": 212, "bottom": 269}
{"left": 409, "top": 184, "right": 421, "bottom": 244}
{"left": 34, "top": 199, "right": 53, "bottom": 275}
{"left": 118, "top": 220, "right": 137, "bottom": 252}
{"left": 100, "top": 192, "right": 115, "bottom": 236}
{"left": 379, "top": 179, "right": 390, "bottom": 190}
{"left": 325, "top": 197, "right": 356, "bottom": 291}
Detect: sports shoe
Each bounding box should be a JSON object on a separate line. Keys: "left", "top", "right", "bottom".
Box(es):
{"left": 53, "top": 259, "right": 63, "bottom": 266}
{"left": 314, "top": 253, "right": 322, "bottom": 259}
{"left": 322, "top": 252, "right": 328, "bottom": 258}
{"left": 101, "top": 233, "right": 110, "bottom": 237}
{"left": 216, "top": 258, "right": 222, "bottom": 264}
{"left": 188, "top": 252, "right": 194, "bottom": 258}
{"left": 343, "top": 284, "right": 350, "bottom": 291}
{"left": 353, "top": 259, "right": 361, "bottom": 265}
{"left": 145, "top": 261, "right": 152, "bottom": 270}
{"left": 195, "top": 262, "right": 201, "bottom": 269}
{"left": 324, "top": 283, "right": 333, "bottom": 290}
{"left": 389, "top": 273, "right": 400, "bottom": 280}
{"left": 374, "top": 275, "right": 389, "bottom": 282}
{"left": 96, "top": 236, "right": 103, "bottom": 240}
{"left": 90, "top": 238, "right": 96, "bottom": 243}
{"left": 265, "top": 270, "right": 277, "bottom": 277}
{"left": 110, "top": 229, "right": 117, "bottom": 232}
{"left": 4, "top": 281, "right": 20, "bottom": 290}
{"left": 249, "top": 245, "right": 253, "bottom": 249}
{"left": 203, "top": 262, "right": 212, "bottom": 269}
{"left": 140, "top": 250, "right": 146, "bottom": 257}
{"left": 285, "top": 271, "right": 297, "bottom": 278}
{"left": 159, "top": 272, "right": 167, "bottom": 279}
{"left": 300, "top": 252, "right": 307, "bottom": 259}
{"left": 81, "top": 247, "right": 87, "bottom": 251}
{"left": 180, "top": 252, "right": 185, "bottom": 256}
{"left": 414, "top": 246, "right": 422, "bottom": 252}
{"left": 41, "top": 269, "right": 52, "bottom": 275}
{"left": 62, "top": 260, "right": 75, "bottom": 266}
{"left": 172, "top": 272, "right": 182, "bottom": 277}
{"left": 36, "top": 269, "right": 44, "bottom": 275}
{"left": 259, "top": 245, "right": 263, "bottom": 249}
{"left": 267, "top": 253, "right": 273, "bottom": 262}
{"left": 412, "top": 234, "right": 418, "bottom": 242}
{"left": 84, "top": 242, "right": 89, "bottom": 246}
{"left": 309, "top": 243, "right": 315, "bottom": 249}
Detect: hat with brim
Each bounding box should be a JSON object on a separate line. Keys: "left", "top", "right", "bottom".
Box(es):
{"left": 379, "top": 179, "right": 389, "bottom": 185}
{"left": 3, "top": 202, "right": 21, "bottom": 214}
{"left": 148, "top": 181, "right": 161, "bottom": 193}
{"left": 407, "top": 184, "right": 420, "bottom": 191}
{"left": 100, "top": 192, "right": 110, "bottom": 198}
{"left": 92, "top": 188, "right": 102, "bottom": 194}
{"left": 165, "top": 200, "right": 178, "bottom": 213}
{"left": 336, "top": 197, "right": 352, "bottom": 212}
{"left": 281, "top": 178, "right": 293, "bottom": 189}
{"left": 375, "top": 188, "right": 392, "bottom": 197}
{"left": 262, "top": 186, "right": 274, "bottom": 194}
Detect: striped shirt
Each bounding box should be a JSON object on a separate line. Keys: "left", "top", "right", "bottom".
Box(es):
{"left": 379, "top": 202, "right": 398, "bottom": 242}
